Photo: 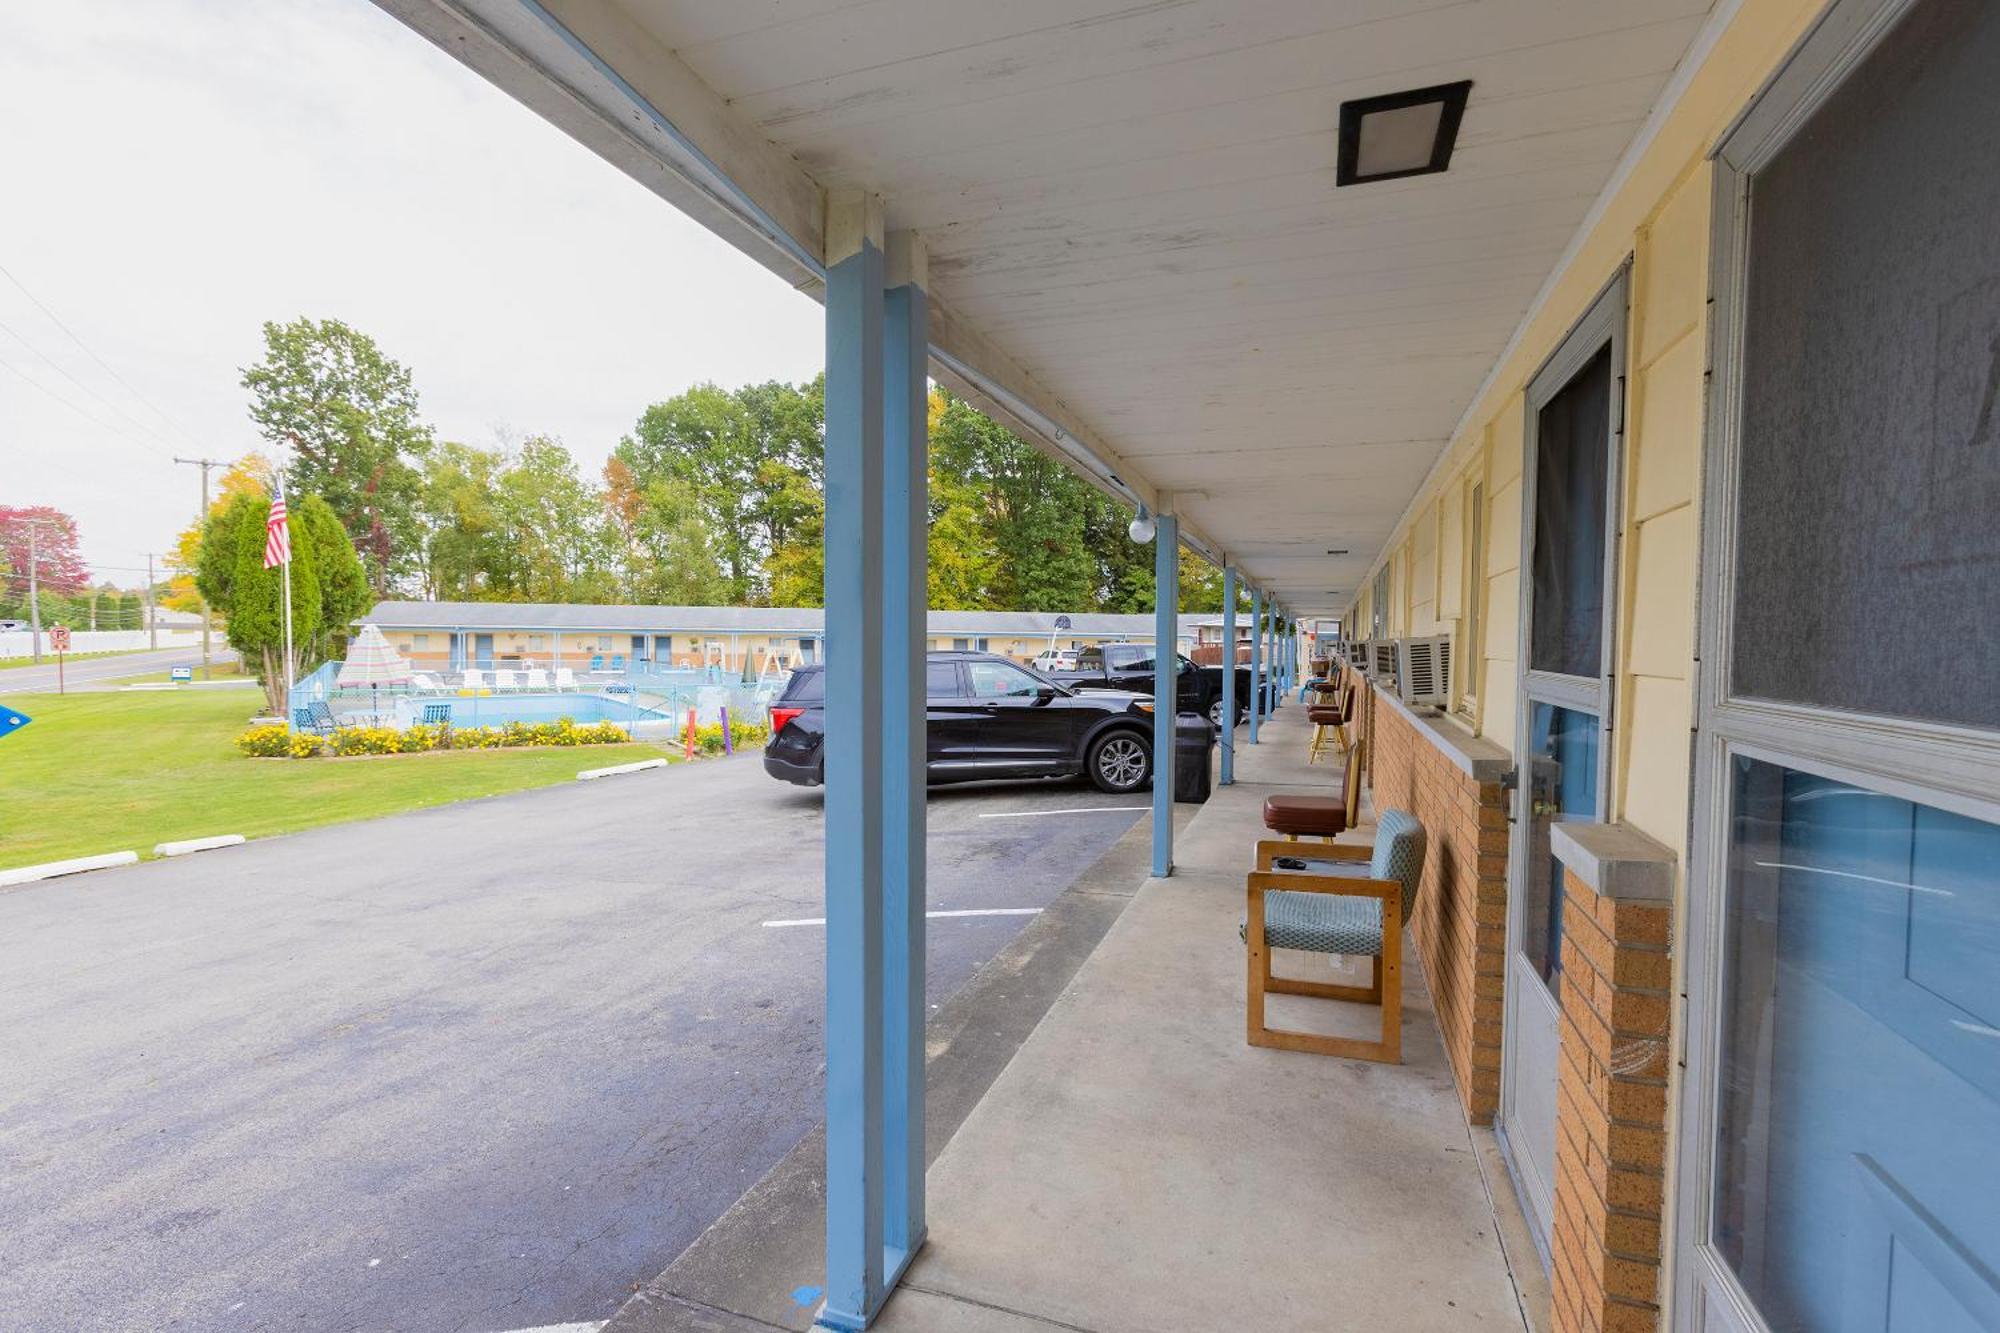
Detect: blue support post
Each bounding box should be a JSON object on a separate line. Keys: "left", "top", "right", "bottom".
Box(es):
{"left": 879, "top": 234, "right": 928, "bottom": 1271}
{"left": 1219, "top": 567, "right": 1237, "bottom": 785}
{"left": 1247, "top": 587, "right": 1263, "bottom": 745}
{"left": 820, "top": 197, "right": 886, "bottom": 1333}
{"left": 1151, "top": 511, "right": 1178, "bottom": 878}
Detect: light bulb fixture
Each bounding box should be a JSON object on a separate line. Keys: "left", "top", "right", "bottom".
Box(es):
{"left": 1128, "top": 503, "right": 1156, "bottom": 544}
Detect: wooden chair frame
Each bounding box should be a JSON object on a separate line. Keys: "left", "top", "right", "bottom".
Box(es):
{"left": 1245, "top": 845, "right": 1403, "bottom": 1063}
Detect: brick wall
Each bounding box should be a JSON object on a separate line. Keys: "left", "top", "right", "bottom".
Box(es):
{"left": 1364, "top": 684, "right": 1508, "bottom": 1124}
{"left": 1549, "top": 867, "right": 1673, "bottom": 1333}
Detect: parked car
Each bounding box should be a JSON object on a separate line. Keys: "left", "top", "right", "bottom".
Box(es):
{"left": 764, "top": 652, "right": 1161, "bottom": 793}
{"left": 0, "top": 619, "right": 26, "bottom": 632}
{"left": 1046, "top": 643, "right": 1260, "bottom": 729}
{"left": 1031, "top": 648, "right": 1080, "bottom": 673}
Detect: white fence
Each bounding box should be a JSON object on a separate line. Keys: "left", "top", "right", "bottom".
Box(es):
{"left": 0, "top": 629, "right": 201, "bottom": 660}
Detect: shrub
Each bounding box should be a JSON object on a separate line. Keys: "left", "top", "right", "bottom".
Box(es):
{"left": 236, "top": 724, "right": 292, "bottom": 758}
{"left": 686, "top": 720, "right": 770, "bottom": 755}
{"left": 329, "top": 726, "right": 406, "bottom": 757}
{"left": 234, "top": 714, "right": 644, "bottom": 759}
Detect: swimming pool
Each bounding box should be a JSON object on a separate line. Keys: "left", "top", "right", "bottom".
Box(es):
{"left": 396, "top": 692, "right": 668, "bottom": 727}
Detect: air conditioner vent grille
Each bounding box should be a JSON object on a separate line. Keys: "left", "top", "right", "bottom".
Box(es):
{"left": 1395, "top": 635, "right": 1452, "bottom": 708}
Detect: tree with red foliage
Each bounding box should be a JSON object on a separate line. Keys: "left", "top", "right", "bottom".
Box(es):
{"left": 0, "top": 506, "right": 91, "bottom": 598}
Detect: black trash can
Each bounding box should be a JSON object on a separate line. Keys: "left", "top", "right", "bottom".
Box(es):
{"left": 1173, "top": 711, "right": 1215, "bottom": 804}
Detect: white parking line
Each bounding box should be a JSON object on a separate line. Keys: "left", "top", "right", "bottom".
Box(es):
{"left": 762, "top": 907, "right": 1043, "bottom": 929}
{"left": 977, "top": 806, "right": 1149, "bottom": 818}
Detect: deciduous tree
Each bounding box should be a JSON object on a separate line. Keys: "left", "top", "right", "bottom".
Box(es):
{"left": 241, "top": 318, "right": 433, "bottom": 594}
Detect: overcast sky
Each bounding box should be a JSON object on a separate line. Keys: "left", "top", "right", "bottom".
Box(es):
{"left": 0, "top": 0, "right": 823, "bottom": 581}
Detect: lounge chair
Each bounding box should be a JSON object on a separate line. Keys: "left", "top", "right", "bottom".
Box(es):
{"left": 461, "top": 669, "right": 487, "bottom": 695}
{"left": 292, "top": 701, "right": 338, "bottom": 736}
{"left": 554, "top": 667, "right": 577, "bottom": 691}
{"left": 1244, "top": 809, "right": 1427, "bottom": 1064}
{"left": 492, "top": 669, "right": 519, "bottom": 691}
{"left": 412, "top": 672, "right": 444, "bottom": 694}
{"left": 524, "top": 668, "right": 550, "bottom": 690}
{"left": 420, "top": 701, "right": 454, "bottom": 727}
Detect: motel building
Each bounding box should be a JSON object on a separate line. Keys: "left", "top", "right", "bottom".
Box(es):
{"left": 363, "top": 600, "right": 1203, "bottom": 674}
{"left": 374, "top": 2, "right": 1997, "bottom": 1331}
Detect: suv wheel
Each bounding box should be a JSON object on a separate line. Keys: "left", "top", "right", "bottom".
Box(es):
{"left": 1207, "top": 698, "right": 1232, "bottom": 729}
{"left": 1087, "top": 731, "right": 1151, "bottom": 793}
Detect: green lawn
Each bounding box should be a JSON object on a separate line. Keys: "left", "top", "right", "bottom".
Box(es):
{"left": 0, "top": 689, "right": 674, "bottom": 871}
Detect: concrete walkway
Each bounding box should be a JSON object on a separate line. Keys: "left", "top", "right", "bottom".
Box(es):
{"left": 870, "top": 706, "right": 1531, "bottom": 1332}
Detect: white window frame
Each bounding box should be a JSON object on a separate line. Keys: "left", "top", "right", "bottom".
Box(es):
{"left": 1513, "top": 264, "right": 1629, "bottom": 821}
{"left": 1673, "top": 0, "right": 2000, "bottom": 1327}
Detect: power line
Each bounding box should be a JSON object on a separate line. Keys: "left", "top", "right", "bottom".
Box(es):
{"left": 0, "top": 354, "right": 179, "bottom": 468}
{"left": 0, "top": 258, "right": 206, "bottom": 450}
{"left": 0, "top": 313, "right": 180, "bottom": 457}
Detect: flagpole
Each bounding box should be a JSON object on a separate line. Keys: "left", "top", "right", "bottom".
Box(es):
{"left": 280, "top": 469, "right": 295, "bottom": 698}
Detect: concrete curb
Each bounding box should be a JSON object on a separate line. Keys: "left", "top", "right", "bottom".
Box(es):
{"left": 155, "top": 834, "right": 247, "bottom": 857}
{"left": 577, "top": 758, "right": 668, "bottom": 782}
{"left": 0, "top": 851, "right": 140, "bottom": 888}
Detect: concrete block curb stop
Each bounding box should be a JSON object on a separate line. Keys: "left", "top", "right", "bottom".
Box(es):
{"left": 0, "top": 851, "right": 140, "bottom": 888}
{"left": 577, "top": 758, "right": 668, "bottom": 782}
{"left": 156, "top": 834, "right": 247, "bottom": 857}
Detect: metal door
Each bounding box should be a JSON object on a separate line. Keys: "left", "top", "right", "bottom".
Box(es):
{"left": 1498, "top": 272, "right": 1626, "bottom": 1265}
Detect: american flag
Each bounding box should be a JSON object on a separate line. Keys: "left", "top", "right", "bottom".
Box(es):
{"left": 263, "top": 480, "right": 291, "bottom": 569}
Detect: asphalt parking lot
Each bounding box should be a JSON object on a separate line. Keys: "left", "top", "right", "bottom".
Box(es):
{"left": 0, "top": 753, "right": 1149, "bottom": 1333}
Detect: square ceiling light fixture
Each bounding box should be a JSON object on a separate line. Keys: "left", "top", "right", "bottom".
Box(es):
{"left": 1336, "top": 80, "right": 1472, "bottom": 186}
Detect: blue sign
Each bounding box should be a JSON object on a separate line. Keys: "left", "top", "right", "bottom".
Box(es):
{"left": 1, "top": 708, "right": 30, "bottom": 741}
{"left": 171, "top": 666, "right": 193, "bottom": 682}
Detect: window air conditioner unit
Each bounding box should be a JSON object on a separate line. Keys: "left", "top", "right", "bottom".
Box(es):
{"left": 1343, "top": 640, "right": 1371, "bottom": 671}
{"left": 1369, "top": 638, "right": 1399, "bottom": 681}
{"left": 1397, "top": 635, "right": 1452, "bottom": 709}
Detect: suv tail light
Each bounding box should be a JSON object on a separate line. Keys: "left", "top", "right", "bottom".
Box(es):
{"left": 770, "top": 706, "right": 804, "bottom": 736}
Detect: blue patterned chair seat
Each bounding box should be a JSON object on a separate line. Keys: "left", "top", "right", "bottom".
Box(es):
{"left": 1241, "top": 810, "right": 1426, "bottom": 958}
{"left": 1262, "top": 881, "right": 1386, "bottom": 955}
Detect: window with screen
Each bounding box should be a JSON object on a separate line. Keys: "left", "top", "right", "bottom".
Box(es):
{"left": 1530, "top": 346, "right": 1612, "bottom": 679}
{"left": 1730, "top": 0, "right": 2000, "bottom": 728}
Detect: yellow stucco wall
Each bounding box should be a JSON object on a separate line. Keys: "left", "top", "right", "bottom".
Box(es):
{"left": 1351, "top": 0, "right": 1828, "bottom": 868}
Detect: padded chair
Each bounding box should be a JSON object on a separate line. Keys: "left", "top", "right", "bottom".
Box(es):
{"left": 1243, "top": 809, "right": 1427, "bottom": 1063}
{"left": 553, "top": 667, "right": 578, "bottom": 691}
{"left": 1262, "top": 737, "right": 1364, "bottom": 841}
{"left": 523, "top": 668, "right": 550, "bottom": 690}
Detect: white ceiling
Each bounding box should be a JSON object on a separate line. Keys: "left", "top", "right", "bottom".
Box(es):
{"left": 438, "top": 0, "right": 1719, "bottom": 616}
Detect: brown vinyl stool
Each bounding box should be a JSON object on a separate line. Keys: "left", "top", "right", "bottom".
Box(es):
{"left": 1261, "top": 739, "right": 1365, "bottom": 841}
{"left": 1306, "top": 681, "right": 1354, "bottom": 764}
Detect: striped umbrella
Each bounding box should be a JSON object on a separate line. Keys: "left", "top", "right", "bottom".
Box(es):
{"left": 336, "top": 624, "right": 413, "bottom": 688}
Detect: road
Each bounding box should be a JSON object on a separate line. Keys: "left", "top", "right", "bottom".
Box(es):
{"left": 0, "top": 644, "right": 239, "bottom": 693}
{"left": 0, "top": 752, "right": 1147, "bottom": 1333}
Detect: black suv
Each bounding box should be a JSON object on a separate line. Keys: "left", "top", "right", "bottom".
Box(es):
{"left": 764, "top": 651, "right": 1160, "bottom": 793}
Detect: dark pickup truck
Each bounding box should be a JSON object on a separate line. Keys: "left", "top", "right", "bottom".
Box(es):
{"left": 1046, "top": 643, "right": 1263, "bottom": 729}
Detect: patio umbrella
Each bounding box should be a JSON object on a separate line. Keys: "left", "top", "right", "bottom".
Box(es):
{"left": 336, "top": 624, "right": 413, "bottom": 722}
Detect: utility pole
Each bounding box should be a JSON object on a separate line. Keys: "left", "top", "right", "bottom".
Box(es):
{"left": 145, "top": 553, "right": 158, "bottom": 650}
{"left": 25, "top": 521, "right": 42, "bottom": 664}
{"left": 174, "top": 456, "right": 226, "bottom": 680}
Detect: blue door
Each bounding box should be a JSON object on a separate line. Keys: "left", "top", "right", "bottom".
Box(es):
{"left": 473, "top": 634, "right": 494, "bottom": 668}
